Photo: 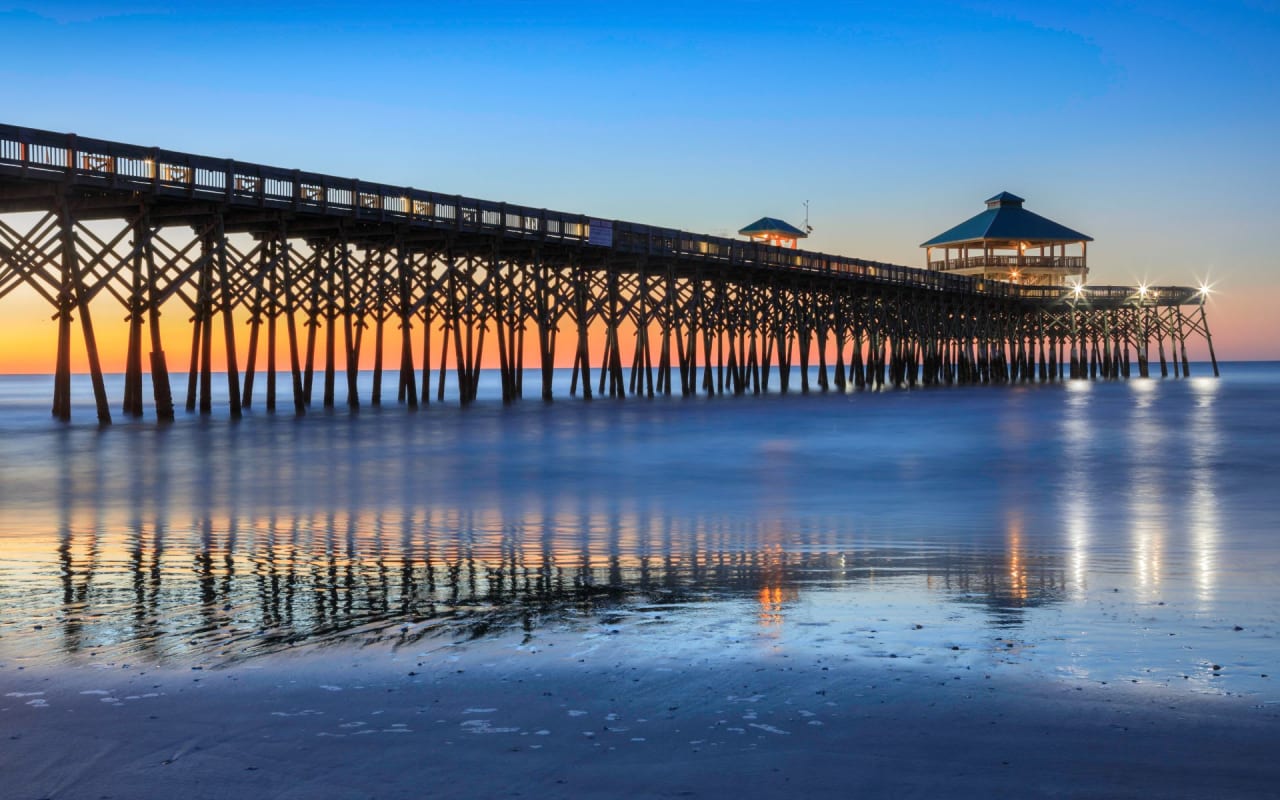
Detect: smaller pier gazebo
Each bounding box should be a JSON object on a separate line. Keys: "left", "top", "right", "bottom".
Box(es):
{"left": 739, "top": 217, "right": 808, "bottom": 249}
{"left": 921, "top": 192, "right": 1091, "bottom": 286}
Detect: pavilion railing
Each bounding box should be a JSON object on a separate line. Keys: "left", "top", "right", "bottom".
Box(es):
{"left": 928, "top": 255, "right": 1087, "bottom": 271}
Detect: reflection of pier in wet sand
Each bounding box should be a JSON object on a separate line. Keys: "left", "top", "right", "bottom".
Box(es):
{"left": 34, "top": 497, "right": 1069, "bottom": 664}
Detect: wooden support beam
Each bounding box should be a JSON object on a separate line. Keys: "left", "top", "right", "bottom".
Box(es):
{"left": 52, "top": 199, "right": 111, "bottom": 423}
{"left": 302, "top": 247, "right": 321, "bottom": 407}
{"left": 397, "top": 238, "right": 418, "bottom": 408}
{"left": 343, "top": 238, "right": 362, "bottom": 409}
{"left": 265, "top": 239, "right": 278, "bottom": 412}
{"left": 372, "top": 247, "right": 388, "bottom": 406}
{"left": 281, "top": 231, "right": 306, "bottom": 415}
{"left": 142, "top": 212, "right": 174, "bottom": 421}
{"left": 213, "top": 212, "right": 242, "bottom": 419}
{"left": 1199, "top": 305, "right": 1219, "bottom": 377}
{"left": 123, "top": 213, "right": 147, "bottom": 417}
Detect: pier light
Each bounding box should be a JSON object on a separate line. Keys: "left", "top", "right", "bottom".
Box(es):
{"left": 1071, "top": 282, "right": 1085, "bottom": 299}
{"left": 1138, "top": 284, "right": 1149, "bottom": 298}
{"left": 921, "top": 192, "right": 1091, "bottom": 287}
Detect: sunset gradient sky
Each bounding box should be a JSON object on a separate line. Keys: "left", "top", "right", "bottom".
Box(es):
{"left": 1, "top": 0, "right": 1277, "bottom": 372}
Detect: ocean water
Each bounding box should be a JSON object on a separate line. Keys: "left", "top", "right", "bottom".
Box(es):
{"left": 0, "top": 364, "right": 1277, "bottom": 697}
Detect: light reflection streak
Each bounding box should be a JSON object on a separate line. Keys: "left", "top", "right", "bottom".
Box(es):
{"left": 1060, "top": 379, "right": 1093, "bottom": 601}
{"left": 1127, "top": 379, "right": 1165, "bottom": 602}
{"left": 1006, "top": 510, "right": 1028, "bottom": 603}
{"left": 1188, "top": 379, "right": 1221, "bottom": 607}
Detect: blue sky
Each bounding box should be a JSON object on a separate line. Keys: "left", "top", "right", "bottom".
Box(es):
{"left": 2, "top": 1, "right": 1277, "bottom": 355}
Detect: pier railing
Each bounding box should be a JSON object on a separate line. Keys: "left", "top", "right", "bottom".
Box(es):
{"left": 0, "top": 123, "right": 1198, "bottom": 308}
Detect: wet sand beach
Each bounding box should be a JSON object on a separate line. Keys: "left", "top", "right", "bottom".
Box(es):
{"left": 3, "top": 637, "right": 1278, "bottom": 800}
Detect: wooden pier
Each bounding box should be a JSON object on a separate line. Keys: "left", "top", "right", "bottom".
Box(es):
{"left": 0, "top": 123, "right": 1218, "bottom": 424}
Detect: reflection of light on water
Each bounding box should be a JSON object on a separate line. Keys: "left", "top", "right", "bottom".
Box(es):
{"left": 1131, "top": 499, "right": 1162, "bottom": 599}
{"left": 758, "top": 585, "right": 785, "bottom": 627}
{"left": 1065, "top": 508, "right": 1088, "bottom": 598}
{"left": 1060, "top": 381, "right": 1092, "bottom": 600}
{"left": 1006, "top": 511, "right": 1028, "bottom": 602}
{"left": 756, "top": 543, "right": 790, "bottom": 630}
{"left": 1127, "top": 382, "right": 1165, "bottom": 601}
{"left": 1189, "top": 377, "right": 1220, "bottom": 400}
{"left": 1131, "top": 514, "right": 1162, "bottom": 594}
{"left": 1190, "top": 480, "right": 1218, "bottom": 605}
{"left": 1188, "top": 380, "right": 1221, "bottom": 607}
{"left": 1130, "top": 376, "right": 1158, "bottom": 405}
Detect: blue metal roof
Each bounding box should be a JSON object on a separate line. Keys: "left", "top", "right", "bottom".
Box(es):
{"left": 921, "top": 193, "right": 1092, "bottom": 247}
{"left": 739, "top": 217, "right": 808, "bottom": 237}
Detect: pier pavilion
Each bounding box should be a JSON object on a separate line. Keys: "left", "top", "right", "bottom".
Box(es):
{"left": 922, "top": 192, "right": 1091, "bottom": 287}
{"left": 738, "top": 217, "right": 808, "bottom": 250}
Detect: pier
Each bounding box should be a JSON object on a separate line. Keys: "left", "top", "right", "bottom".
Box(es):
{"left": 0, "top": 123, "right": 1217, "bottom": 424}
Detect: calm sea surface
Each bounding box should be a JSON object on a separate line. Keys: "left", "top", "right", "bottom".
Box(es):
{"left": 1, "top": 365, "right": 1277, "bottom": 697}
